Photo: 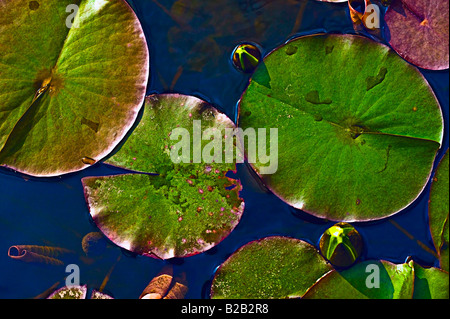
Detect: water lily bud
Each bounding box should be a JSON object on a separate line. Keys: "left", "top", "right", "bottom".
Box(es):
{"left": 232, "top": 43, "right": 262, "bottom": 73}
{"left": 319, "top": 222, "right": 363, "bottom": 268}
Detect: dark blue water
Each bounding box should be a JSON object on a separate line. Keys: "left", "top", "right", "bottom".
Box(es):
{"left": 0, "top": 0, "right": 448, "bottom": 299}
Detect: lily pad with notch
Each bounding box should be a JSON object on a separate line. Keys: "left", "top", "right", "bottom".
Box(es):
{"left": 0, "top": 0, "right": 149, "bottom": 176}
{"left": 83, "top": 94, "right": 244, "bottom": 259}
{"left": 238, "top": 34, "right": 444, "bottom": 222}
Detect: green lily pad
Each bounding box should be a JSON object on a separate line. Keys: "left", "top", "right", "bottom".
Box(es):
{"left": 303, "top": 260, "right": 415, "bottom": 299}
{"left": 384, "top": 0, "right": 449, "bottom": 70}
{"left": 303, "top": 260, "right": 449, "bottom": 299}
{"left": 238, "top": 34, "right": 444, "bottom": 222}
{"left": 412, "top": 262, "right": 449, "bottom": 299}
{"left": 0, "top": 0, "right": 149, "bottom": 176}
{"left": 428, "top": 150, "right": 449, "bottom": 272}
{"left": 83, "top": 94, "right": 244, "bottom": 259}
{"left": 210, "top": 236, "right": 332, "bottom": 299}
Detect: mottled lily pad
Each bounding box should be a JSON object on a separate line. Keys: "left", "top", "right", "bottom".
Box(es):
{"left": 83, "top": 94, "right": 244, "bottom": 259}
{"left": 210, "top": 236, "right": 332, "bottom": 299}
{"left": 238, "top": 34, "right": 443, "bottom": 222}
{"left": 303, "top": 260, "right": 449, "bottom": 299}
{"left": 428, "top": 151, "right": 449, "bottom": 272}
{"left": 0, "top": 0, "right": 149, "bottom": 176}
{"left": 47, "top": 286, "right": 114, "bottom": 299}
{"left": 47, "top": 285, "right": 88, "bottom": 299}
{"left": 90, "top": 290, "right": 114, "bottom": 299}
{"left": 384, "top": 0, "right": 449, "bottom": 70}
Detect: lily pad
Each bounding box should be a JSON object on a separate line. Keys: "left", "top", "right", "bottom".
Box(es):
{"left": 303, "top": 260, "right": 449, "bottom": 299}
{"left": 238, "top": 34, "right": 444, "bottom": 222}
{"left": 384, "top": 0, "right": 449, "bottom": 70}
{"left": 47, "top": 285, "right": 88, "bottom": 299}
{"left": 90, "top": 290, "right": 114, "bottom": 299}
{"left": 210, "top": 236, "right": 332, "bottom": 299}
{"left": 303, "top": 260, "right": 415, "bottom": 299}
{"left": 412, "top": 262, "right": 449, "bottom": 299}
{"left": 47, "top": 286, "right": 114, "bottom": 299}
{"left": 0, "top": 0, "right": 149, "bottom": 176}
{"left": 83, "top": 94, "right": 244, "bottom": 259}
{"left": 428, "top": 150, "right": 449, "bottom": 272}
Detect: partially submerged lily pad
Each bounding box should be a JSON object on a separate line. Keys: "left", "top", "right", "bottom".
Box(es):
{"left": 303, "top": 260, "right": 449, "bottom": 299}
{"left": 238, "top": 34, "right": 444, "bottom": 222}
{"left": 384, "top": 0, "right": 449, "bottom": 70}
{"left": 83, "top": 94, "right": 244, "bottom": 259}
{"left": 428, "top": 151, "right": 449, "bottom": 272}
{"left": 139, "top": 267, "right": 188, "bottom": 299}
{"left": 0, "top": 0, "right": 149, "bottom": 176}
{"left": 210, "top": 236, "right": 332, "bottom": 299}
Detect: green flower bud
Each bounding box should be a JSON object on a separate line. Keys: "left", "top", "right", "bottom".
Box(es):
{"left": 319, "top": 222, "right": 363, "bottom": 268}
{"left": 232, "top": 43, "right": 262, "bottom": 73}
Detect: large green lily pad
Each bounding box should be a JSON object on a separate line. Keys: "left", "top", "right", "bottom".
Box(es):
{"left": 83, "top": 94, "right": 244, "bottom": 259}
{"left": 303, "top": 260, "right": 449, "bottom": 299}
{"left": 238, "top": 34, "right": 444, "bottom": 222}
{"left": 210, "top": 236, "right": 332, "bottom": 299}
{"left": 428, "top": 151, "right": 449, "bottom": 272}
{"left": 0, "top": 0, "right": 149, "bottom": 176}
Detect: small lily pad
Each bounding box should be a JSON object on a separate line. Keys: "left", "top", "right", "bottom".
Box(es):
{"left": 428, "top": 150, "right": 449, "bottom": 272}
{"left": 83, "top": 94, "right": 244, "bottom": 259}
{"left": 210, "top": 236, "right": 332, "bottom": 299}
{"left": 47, "top": 285, "right": 88, "bottom": 299}
{"left": 384, "top": 0, "right": 449, "bottom": 70}
{"left": 0, "top": 0, "right": 149, "bottom": 176}
{"left": 90, "top": 290, "right": 114, "bottom": 299}
{"left": 238, "top": 34, "right": 444, "bottom": 222}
